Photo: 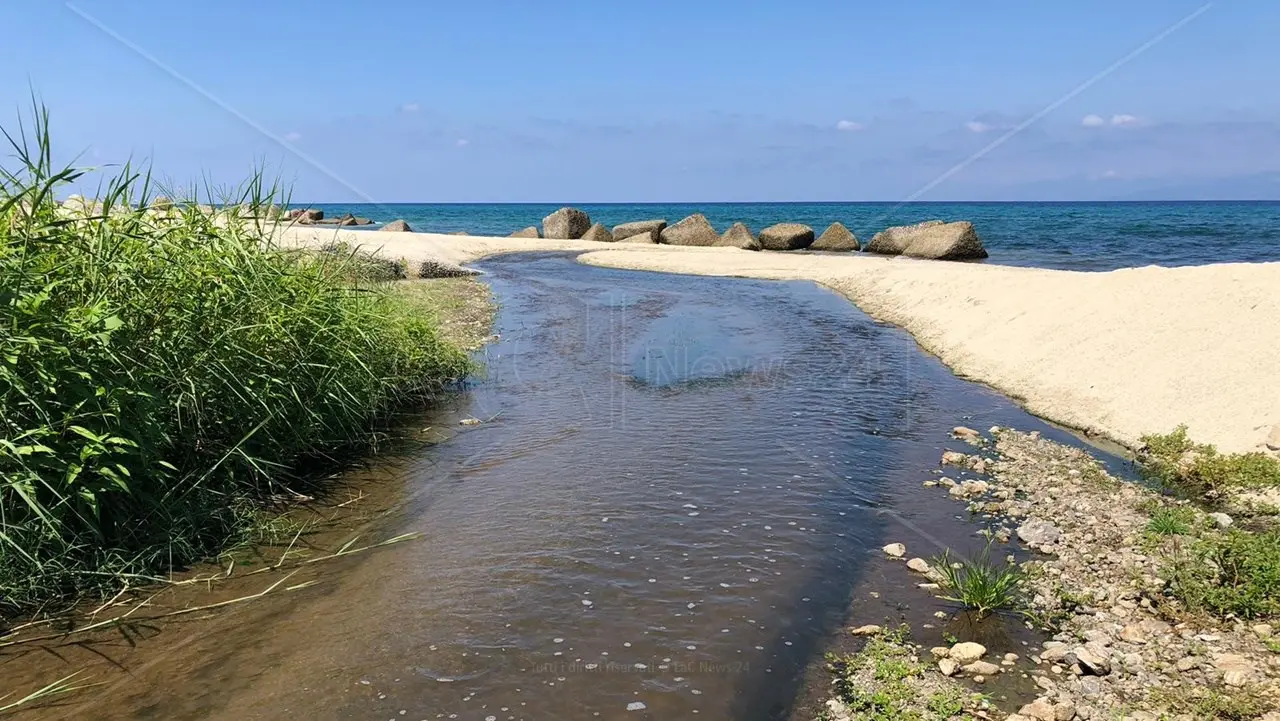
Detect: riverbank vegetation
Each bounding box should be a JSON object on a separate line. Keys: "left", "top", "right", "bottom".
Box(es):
{"left": 0, "top": 109, "right": 471, "bottom": 616}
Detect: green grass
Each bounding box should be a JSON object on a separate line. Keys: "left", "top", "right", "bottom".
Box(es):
{"left": 0, "top": 106, "right": 471, "bottom": 614}
{"left": 930, "top": 544, "right": 1024, "bottom": 618}
{"left": 1163, "top": 529, "right": 1280, "bottom": 619}
{"left": 1150, "top": 687, "right": 1276, "bottom": 720}
{"left": 1145, "top": 506, "right": 1197, "bottom": 536}
{"left": 1140, "top": 425, "right": 1280, "bottom": 498}
{"left": 823, "top": 627, "right": 980, "bottom": 721}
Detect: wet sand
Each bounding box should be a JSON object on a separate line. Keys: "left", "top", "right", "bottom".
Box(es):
{"left": 281, "top": 226, "right": 1280, "bottom": 453}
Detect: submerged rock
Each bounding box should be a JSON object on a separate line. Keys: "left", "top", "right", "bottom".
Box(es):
{"left": 661, "top": 214, "right": 720, "bottom": 246}
{"left": 758, "top": 222, "right": 815, "bottom": 251}
{"left": 613, "top": 219, "right": 666, "bottom": 243}
{"left": 381, "top": 219, "right": 413, "bottom": 232}
{"left": 509, "top": 226, "right": 540, "bottom": 238}
{"left": 581, "top": 222, "right": 614, "bottom": 242}
{"left": 811, "top": 222, "right": 860, "bottom": 251}
{"left": 715, "top": 222, "right": 761, "bottom": 250}
{"left": 542, "top": 207, "right": 591, "bottom": 239}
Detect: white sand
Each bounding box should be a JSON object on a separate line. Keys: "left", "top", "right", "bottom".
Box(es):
{"left": 279, "top": 225, "right": 1280, "bottom": 453}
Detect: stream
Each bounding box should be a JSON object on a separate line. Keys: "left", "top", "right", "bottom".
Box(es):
{"left": 5, "top": 253, "right": 1122, "bottom": 720}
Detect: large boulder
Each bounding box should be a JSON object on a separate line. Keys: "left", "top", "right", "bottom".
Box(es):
{"left": 542, "top": 207, "right": 591, "bottom": 239}
{"left": 758, "top": 223, "right": 815, "bottom": 251}
{"left": 660, "top": 214, "right": 719, "bottom": 246}
{"left": 866, "top": 220, "right": 987, "bottom": 260}
{"left": 334, "top": 214, "right": 358, "bottom": 227}
{"left": 714, "top": 222, "right": 761, "bottom": 250}
{"left": 866, "top": 220, "right": 943, "bottom": 255}
{"left": 900, "top": 221, "right": 987, "bottom": 260}
{"left": 509, "top": 226, "right": 540, "bottom": 238}
{"left": 300, "top": 208, "right": 324, "bottom": 222}
{"left": 613, "top": 219, "right": 667, "bottom": 243}
{"left": 353, "top": 216, "right": 374, "bottom": 225}
{"left": 381, "top": 219, "right": 413, "bottom": 232}
{"left": 812, "top": 222, "right": 860, "bottom": 251}
{"left": 581, "top": 223, "right": 614, "bottom": 242}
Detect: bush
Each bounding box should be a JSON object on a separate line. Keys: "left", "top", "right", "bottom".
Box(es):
{"left": 1140, "top": 425, "right": 1280, "bottom": 498}
{"left": 0, "top": 108, "right": 470, "bottom": 612}
{"left": 1165, "top": 529, "right": 1280, "bottom": 619}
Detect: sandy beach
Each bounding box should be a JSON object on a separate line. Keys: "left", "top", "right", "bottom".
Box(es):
{"left": 280, "top": 225, "right": 1280, "bottom": 454}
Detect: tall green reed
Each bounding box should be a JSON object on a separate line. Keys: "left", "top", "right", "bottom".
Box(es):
{"left": 0, "top": 106, "right": 469, "bottom": 614}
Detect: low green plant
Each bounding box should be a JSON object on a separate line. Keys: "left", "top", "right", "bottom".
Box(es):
{"left": 1140, "top": 425, "right": 1280, "bottom": 498}
{"left": 0, "top": 106, "right": 470, "bottom": 613}
{"left": 930, "top": 544, "right": 1024, "bottom": 618}
{"left": 826, "top": 627, "right": 978, "bottom": 720}
{"left": 1145, "top": 506, "right": 1197, "bottom": 536}
{"left": 1150, "top": 686, "right": 1275, "bottom": 720}
{"left": 1164, "top": 529, "right": 1280, "bottom": 619}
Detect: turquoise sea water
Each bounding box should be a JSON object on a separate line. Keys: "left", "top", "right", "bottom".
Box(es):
{"left": 309, "top": 201, "right": 1280, "bottom": 271}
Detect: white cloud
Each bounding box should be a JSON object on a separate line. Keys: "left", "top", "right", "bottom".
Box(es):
{"left": 455, "top": 138, "right": 470, "bottom": 147}
{"left": 399, "top": 102, "right": 420, "bottom": 113}
{"left": 965, "top": 120, "right": 995, "bottom": 133}
{"left": 1101, "top": 169, "right": 1118, "bottom": 178}
{"left": 1081, "top": 114, "right": 1106, "bottom": 127}
{"left": 1111, "top": 114, "right": 1140, "bottom": 127}
{"left": 835, "top": 119, "right": 865, "bottom": 132}
{"left": 283, "top": 131, "right": 302, "bottom": 142}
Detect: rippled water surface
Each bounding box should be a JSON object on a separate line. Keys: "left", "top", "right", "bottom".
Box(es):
{"left": 6, "top": 255, "right": 1121, "bottom": 720}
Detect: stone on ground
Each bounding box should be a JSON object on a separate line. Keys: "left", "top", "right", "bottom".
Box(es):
{"left": 509, "top": 226, "right": 540, "bottom": 238}
{"left": 381, "top": 219, "right": 413, "bottom": 232}
{"left": 542, "top": 207, "right": 592, "bottom": 239}
{"left": 715, "top": 222, "right": 761, "bottom": 250}
{"left": 581, "top": 222, "right": 614, "bottom": 242}
{"left": 660, "top": 214, "right": 720, "bottom": 246}
{"left": 757, "top": 222, "right": 815, "bottom": 251}
{"left": 613, "top": 220, "right": 667, "bottom": 243}
{"left": 811, "top": 222, "right": 860, "bottom": 251}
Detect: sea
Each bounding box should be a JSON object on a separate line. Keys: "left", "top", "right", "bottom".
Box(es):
{"left": 307, "top": 201, "right": 1280, "bottom": 271}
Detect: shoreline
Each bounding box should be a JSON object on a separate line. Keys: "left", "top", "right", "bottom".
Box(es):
{"left": 278, "top": 225, "right": 1280, "bottom": 455}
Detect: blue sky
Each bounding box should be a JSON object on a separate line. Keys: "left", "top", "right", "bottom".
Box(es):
{"left": 3, "top": 0, "right": 1278, "bottom": 201}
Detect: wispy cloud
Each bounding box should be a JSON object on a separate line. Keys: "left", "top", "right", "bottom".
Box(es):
{"left": 965, "top": 120, "right": 996, "bottom": 133}
{"left": 455, "top": 138, "right": 470, "bottom": 147}
{"left": 283, "top": 131, "right": 302, "bottom": 142}
{"left": 1111, "top": 113, "right": 1141, "bottom": 127}
{"left": 1082, "top": 114, "right": 1106, "bottom": 127}
{"left": 835, "top": 119, "right": 865, "bottom": 132}
{"left": 399, "top": 102, "right": 421, "bottom": 113}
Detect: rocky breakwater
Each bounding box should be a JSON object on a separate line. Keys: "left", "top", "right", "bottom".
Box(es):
{"left": 511, "top": 207, "right": 989, "bottom": 262}
{"left": 285, "top": 208, "right": 375, "bottom": 226}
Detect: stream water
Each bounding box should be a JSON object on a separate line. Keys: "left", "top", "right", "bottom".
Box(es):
{"left": 5, "top": 254, "right": 1124, "bottom": 720}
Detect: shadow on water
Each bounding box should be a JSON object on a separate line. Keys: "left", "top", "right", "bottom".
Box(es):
{"left": 3, "top": 252, "right": 1132, "bottom": 721}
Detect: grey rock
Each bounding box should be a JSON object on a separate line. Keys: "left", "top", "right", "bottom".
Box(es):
{"left": 353, "top": 216, "right": 374, "bottom": 225}
{"left": 1267, "top": 423, "right": 1280, "bottom": 451}
{"left": 1072, "top": 646, "right": 1111, "bottom": 676}
{"left": 882, "top": 543, "right": 906, "bottom": 558}
{"left": 1018, "top": 518, "right": 1062, "bottom": 547}
{"left": 901, "top": 220, "right": 987, "bottom": 260}
{"left": 949, "top": 642, "right": 987, "bottom": 663}
{"left": 380, "top": 219, "right": 413, "bottom": 232}
{"left": 867, "top": 220, "right": 987, "bottom": 260}
{"left": 542, "top": 207, "right": 591, "bottom": 239}
{"left": 613, "top": 220, "right": 667, "bottom": 243}
{"left": 581, "top": 222, "right": 614, "bottom": 242}
{"left": 660, "top": 214, "right": 720, "bottom": 246}
{"left": 938, "top": 658, "right": 960, "bottom": 676}
{"left": 296, "top": 208, "right": 324, "bottom": 222}
{"left": 509, "top": 226, "right": 540, "bottom": 238}
{"left": 715, "top": 222, "right": 761, "bottom": 250}
{"left": 150, "top": 195, "right": 174, "bottom": 211}
{"left": 866, "top": 220, "right": 943, "bottom": 255}
{"left": 963, "top": 660, "right": 1001, "bottom": 676}
{"left": 811, "top": 222, "right": 860, "bottom": 251}
{"left": 1208, "top": 512, "right": 1233, "bottom": 529}
{"left": 757, "top": 222, "right": 815, "bottom": 251}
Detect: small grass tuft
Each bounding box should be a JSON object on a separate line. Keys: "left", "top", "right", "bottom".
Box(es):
{"left": 1145, "top": 506, "right": 1196, "bottom": 536}
{"left": 930, "top": 544, "right": 1024, "bottom": 618}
